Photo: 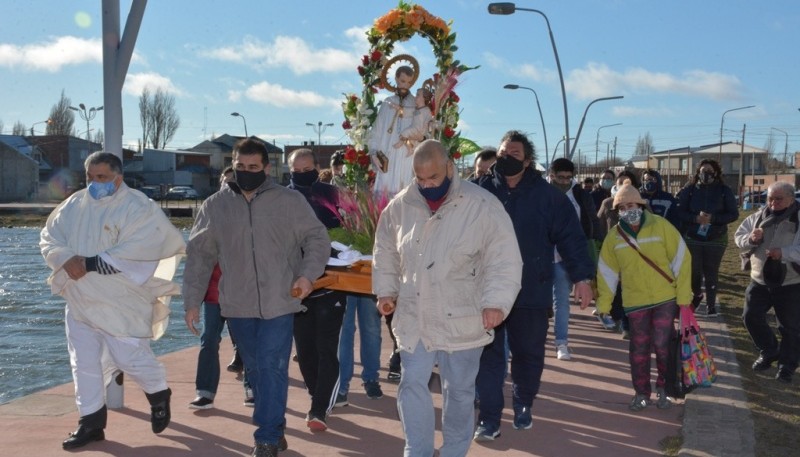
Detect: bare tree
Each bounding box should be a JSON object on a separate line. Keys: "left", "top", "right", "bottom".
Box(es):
{"left": 12, "top": 121, "right": 26, "bottom": 135}
{"left": 94, "top": 129, "right": 104, "bottom": 146}
{"left": 634, "top": 132, "right": 655, "bottom": 157}
{"left": 139, "top": 87, "right": 180, "bottom": 149}
{"left": 0, "top": 119, "right": 4, "bottom": 134}
{"left": 46, "top": 89, "right": 76, "bottom": 135}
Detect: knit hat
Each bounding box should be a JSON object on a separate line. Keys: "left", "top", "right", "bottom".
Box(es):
{"left": 613, "top": 179, "right": 647, "bottom": 209}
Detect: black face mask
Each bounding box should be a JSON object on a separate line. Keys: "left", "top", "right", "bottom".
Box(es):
{"left": 291, "top": 169, "right": 319, "bottom": 187}
{"left": 495, "top": 155, "right": 525, "bottom": 177}
{"left": 700, "top": 171, "right": 715, "bottom": 184}
{"left": 235, "top": 170, "right": 267, "bottom": 192}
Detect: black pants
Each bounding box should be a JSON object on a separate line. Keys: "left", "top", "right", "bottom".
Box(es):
{"left": 688, "top": 242, "right": 726, "bottom": 312}
{"left": 385, "top": 312, "right": 401, "bottom": 372}
{"left": 743, "top": 281, "right": 800, "bottom": 371}
{"left": 293, "top": 291, "right": 346, "bottom": 417}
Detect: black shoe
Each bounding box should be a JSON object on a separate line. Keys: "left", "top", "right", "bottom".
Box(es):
{"left": 62, "top": 425, "right": 105, "bottom": 450}
{"left": 752, "top": 354, "right": 779, "bottom": 371}
{"left": 776, "top": 367, "right": 793, "bottom": 383}
{"left": 146, "top": 388, "right": 172, "bottom": 433}
{"left": 252, "top": 442, "right": 279, "bottom": 457}
{"left": 227, "top": 360, "right": 243, "bottom": 373}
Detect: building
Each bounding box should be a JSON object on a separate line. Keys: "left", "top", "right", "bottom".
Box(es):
{"left": 0, "top": 140, "right": 39, "bottom": 202}
{"left": 188, "top": 134, "right": 283, "bottom": 181}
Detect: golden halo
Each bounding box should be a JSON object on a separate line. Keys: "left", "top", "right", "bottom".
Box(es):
{"left": 380, "top": 54, "right": 420, "bottom": 94}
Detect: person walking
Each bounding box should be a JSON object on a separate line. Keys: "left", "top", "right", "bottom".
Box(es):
{"left": 40, "top": 152, "right": 185, "bottom": 450}
{"left": 183, "top": 138, "right": 330, "bottom": 457}
{"left": 373, "top": 139, "right": 522, "bottom": 457}
{"left": 735, "top": 181, "right": 800, "bottom": 383}
{"left": 596, "top": 179, "right": 692, "bottom": 411}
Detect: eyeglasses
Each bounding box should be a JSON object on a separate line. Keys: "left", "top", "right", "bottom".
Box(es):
{"left": 554, "top": 174, "right": 573, "bottom": 181}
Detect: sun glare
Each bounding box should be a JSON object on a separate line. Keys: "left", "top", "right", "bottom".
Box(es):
{"left": 74, "top": 11, "right": 91, "bottom": 29}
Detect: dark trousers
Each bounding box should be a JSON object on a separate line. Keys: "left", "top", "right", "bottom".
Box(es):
{"left": 293, "top": 291, "right": 346, "bottom": 417}
{"left": 385, "top": 312, "right": 401, "bottom": 372}
{"left": 609, "top": 284, "right": 629, "bottom": 331}
{"left": 688, "top": 242, "right": 726, "bottom": 311}
{"left": 743, "top": 282, "right": 800, "bottom": 371}
{"left": 476, "top": 307, "right": 549, "bottom": 428}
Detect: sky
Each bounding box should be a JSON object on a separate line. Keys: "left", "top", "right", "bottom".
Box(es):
{"left": 1, "top": 0, "right": 799, "bottom": 167}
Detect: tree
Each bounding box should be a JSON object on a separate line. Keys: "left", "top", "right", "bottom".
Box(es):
{"left": 12, "top": 121, "right": 26, "bottom": 135}
{"left": 0, "top": 120, "right": 4, "bottom": 134}
{"left": 634, "top": 132, "right": 655, "bottom": 157}
{"left": 139, "top": 87, "right": 180, "bottom": 149}
{"left": 46, "top": 89, "right": 76, "bottom": 135}
{"left": 94, "top": 129, "right": 104, "bottom": 146}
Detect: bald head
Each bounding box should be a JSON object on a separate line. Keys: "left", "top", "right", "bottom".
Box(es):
{"left": 413, "top": 140, "right": 453, "bottom": 190}
{"left": 413, "top": 139, "right": 449, "bottom": 168}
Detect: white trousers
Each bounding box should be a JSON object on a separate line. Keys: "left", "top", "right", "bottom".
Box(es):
{"left": 66, "top": 307, "right": 167, "bottom": 416}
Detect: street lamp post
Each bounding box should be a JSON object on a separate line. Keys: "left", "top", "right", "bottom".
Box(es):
{"left": 305, "top": 121, "right": 334, "bottom": 153}
{"left": 230, "top": 112, "right": 248, "bottom": 137}
{"left": 489, "top": 3, "right": 570, "bottom": 159}
{"left": 69, "top": 103, "right": 103, "bottom": 141}
{"left": 553, "top": 136, "right": 574, "bottom": 158}
{"left": 29, "top": 119, "right": 52, "bottom": 136}
{"left": 504, "top": 84, "right": 549, "bottom": 166}
{"left": 771, "top": 127, "right": 788, "bottom": 167}
{"left": 571, "top": 96, "right": 624, "bottom": 160}
{"left": 718, "top": 105, "right": 755, "bottom": 163}
{"left": 595, "top": 123, "right": 622, "bottom": 168}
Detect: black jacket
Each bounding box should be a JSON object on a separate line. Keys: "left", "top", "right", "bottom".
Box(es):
{"left": 677, "top": 180, "right": 738, "bottom": 241}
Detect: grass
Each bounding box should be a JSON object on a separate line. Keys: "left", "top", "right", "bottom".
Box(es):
{"left": 4, "top": 210, "right": 799, "bottom": 455}
{"left": 714, "top": 210, "right": 800, "bottom": 457}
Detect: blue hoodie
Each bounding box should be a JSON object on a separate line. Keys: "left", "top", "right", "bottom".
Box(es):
{"left": 639, "top": 170, "right": 680, "bottom": 228}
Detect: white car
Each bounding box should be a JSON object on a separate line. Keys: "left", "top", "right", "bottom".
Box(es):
{"left": 166, "top": 186, "right": 200, "bottom": 200}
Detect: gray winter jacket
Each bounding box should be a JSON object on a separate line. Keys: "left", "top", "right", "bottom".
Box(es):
{"left": 183, "top": 178, "right": 330, "bottom": 319}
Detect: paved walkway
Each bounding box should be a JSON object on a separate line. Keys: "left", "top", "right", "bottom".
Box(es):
{"left": 0, "top": 305, "right": 754, "bottom": 456}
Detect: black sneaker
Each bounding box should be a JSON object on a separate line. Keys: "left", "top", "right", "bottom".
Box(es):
{"left": 776, "top": 367, "right": 793, "bottom": 383}
{"left": 252, "top": 442, "right": 279, "bottom": 457}
{"left": 363, "top": 380, "right": 383, "bottom": 399}
{"left": 387, "top": 371, "right": 401, "bottom": 382}
{"left": 334, "top": 393, "right": 349, "bottom": 407}
{"left": 705, "top": 308, "right": 719, "bottom": 317}
{"left": 188, "top": 396, "right": 214, "bottom": 410}
{"left": 752, "top": 354, "right": 779, "bottom": 371}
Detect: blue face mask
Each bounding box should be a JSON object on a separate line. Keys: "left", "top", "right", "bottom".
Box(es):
{"left": 643, "top": 182, "right": 657, "bottom": 193}
{"left": 418, "top": 175, "right": 451, "bottom": 201}
{"left": 87, "top": 180, "right": 117, "bottom": 200}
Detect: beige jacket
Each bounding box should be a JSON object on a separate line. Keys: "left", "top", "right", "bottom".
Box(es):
{"left": 373, "top": 176, "right": 522, "bottom": 353}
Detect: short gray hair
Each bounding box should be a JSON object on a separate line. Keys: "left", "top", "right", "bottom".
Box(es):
{"left": 84, "top": 152, "right": 122, "bottom": 175}
{"left": 287, "top": 148, "right": 318, "bottom": 167}
{"left": 413, "top": 139, "right": 449, "bottom": 168}
{"left": 768, "top": 181, "right": 795, "bottom": 198}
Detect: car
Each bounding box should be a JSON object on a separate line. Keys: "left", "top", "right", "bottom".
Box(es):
{"left": 166, "top": 186, "right": 200, "bottom": 200}
{"left": 138, "top": 185, "right": 162, "bottom": 200}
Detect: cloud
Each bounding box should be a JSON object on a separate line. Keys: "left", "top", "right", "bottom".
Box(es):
{"left": 612, "top": 105, "right": 674, "bottom": 118}
{"left": 242, "top": 81, "right": 340, "bottom": 109}
{"left": 567, "top": 62, "right": 743, "bottom": 101}
{"left": 124, "top": 72, "right": 185, "bottom": 97}
{"left": 483, "top": 52, "right": 556, "bottom": 82}
{"left": 0, "top": 36, "right": 102, "bottom": 72}
{"left": 200, "top": 34, "right": 363, "bottom": 75}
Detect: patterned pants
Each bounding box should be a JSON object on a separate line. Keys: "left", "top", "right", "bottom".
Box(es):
{"left": 627, "top": 301, "right": 678, "bottom": 397}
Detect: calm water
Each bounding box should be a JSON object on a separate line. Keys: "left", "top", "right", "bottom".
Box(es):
{"left": 0, "top": 227, "right": 198, "bottom": 405}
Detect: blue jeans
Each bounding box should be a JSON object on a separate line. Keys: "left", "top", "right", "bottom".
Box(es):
{"left": 552, "top": 262, "right": 571, "bottom": 345}
{"left": 195, "top": 302, "right": 225, "bottom": 398}
{"left": 398, "top": 344, "right": 482, "bottom": 457}
{"left": 227, "top": 314, "right": 294, "bottom": 446}
{"left": 338, "top": 294, "right": 382, "bottom": 395}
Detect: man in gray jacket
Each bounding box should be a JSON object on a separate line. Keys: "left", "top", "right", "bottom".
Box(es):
{"left": 183, "top": 138, "right": 330, "bottom": 457}
{"left": 374, "top": 139, "right": 522, "bottom": 457}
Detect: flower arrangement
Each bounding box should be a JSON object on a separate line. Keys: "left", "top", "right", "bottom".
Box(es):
{"left": 340, "top": 1, "right": 475, "bottom": 187}
{"left": 324, "top": 189, "right": 390, "bottom": 255}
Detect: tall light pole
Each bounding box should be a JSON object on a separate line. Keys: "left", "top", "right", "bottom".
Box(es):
{"left": 771, "top": 127, "right": 788, "bottom": 167}
{"left": 69, "top": 103, "right": 103, "bottom": 141}
{"left": 305, "top": 121, "right": 334, "bottom": 153}
{"left": 231, "top": 112, "right": 248, "bottom": 137}
{"left": 718, "top": 105, "right": 755, "bottom": 163}
{"left": 553, "top": 136, "right": 574, "bottom": 159}
{"left": 571, "top": 96, "right": 623, "bottom": 160}
{"left": 504, "top": 84, "right": 550, "bottom": 166}
{"left": 595, "top": 123, "right": 622, "bottom": 167}
{"left": 489, "top": 3, "right": 570, "bottom": 159}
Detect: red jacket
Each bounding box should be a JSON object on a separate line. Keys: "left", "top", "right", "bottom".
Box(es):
{"left": 203, "top": 264, "right": 222, "bottom": 303}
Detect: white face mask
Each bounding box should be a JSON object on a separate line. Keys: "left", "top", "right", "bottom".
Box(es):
{"left": 610, "top": 184, "right": 619, "bottom": 197}
{"left": 619, "top": 207, "right": 643, "bottom": 226}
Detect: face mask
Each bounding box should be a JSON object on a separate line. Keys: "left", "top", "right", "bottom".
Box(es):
{"left": 235, "top": 169, "right": 267, "bottom": 192}
{"left": 291, "top": 169, "right": 319, "bottom": 187}
{"left": 495, "top": 155, "right": 525, "bottom": 177}
{"left": 700, "top": 171, "right": 715, "bottom": 184}
{"left": 87, "top": 180, "right": 117, "bottom": 200}
{"left": 601, "top": 178, "right": 614, "bottom": 190}
{"left": 610, "top": 184, "right": 619, "bottom": 197}
{"left": 619, "top": 207, "right": 643, "bottom": 226}
{"left": 553, "top": 181, "right": 572, "bottom": 193}
{"left": 643, "top": 182, "right": 657, "bottom": 193}
{"left": 418, "top": 175, "right": 451, "bottom": 201}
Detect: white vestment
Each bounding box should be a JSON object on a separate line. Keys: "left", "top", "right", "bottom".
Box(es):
{"left": 367, "top": 93, "right": 417, "bottom": 196}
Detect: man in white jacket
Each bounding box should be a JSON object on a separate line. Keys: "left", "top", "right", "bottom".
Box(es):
{"left": 40, "top": 152, "right": 186, "bottom": 450}
{"left": 373, "top": 139, "right": 523, "bottom": 457}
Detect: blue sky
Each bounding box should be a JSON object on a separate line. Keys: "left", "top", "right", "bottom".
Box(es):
{"left": 1, "top": 0, "right": 798, "bottom": 165}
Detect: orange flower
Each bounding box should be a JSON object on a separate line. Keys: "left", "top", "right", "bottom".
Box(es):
{"left": 406, "top": 10, "right": 424, "bottom": 29}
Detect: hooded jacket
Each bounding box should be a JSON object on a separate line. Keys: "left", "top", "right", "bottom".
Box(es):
{"left": 479, "top": 168, "right": 595, "bottom": 309}
{"left": 677, "top": 180, "right": 738, "bottom": 241}
{"left": 639, "top": 170, "right": 679, "bottom": 228}
{"left": 183, "top": 177, "right": 330, "bottom": 319}
{"left": 372, "top": 176, "right": 522, "bottom": 353}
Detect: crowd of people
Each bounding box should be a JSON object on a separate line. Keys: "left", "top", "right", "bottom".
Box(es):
{"left": 39, "top": 69, "right": 796, "bottom": 457}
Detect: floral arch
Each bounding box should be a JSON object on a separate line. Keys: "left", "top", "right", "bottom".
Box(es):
{"left": 340, "top": 1, "right": 473, "bottom": 187}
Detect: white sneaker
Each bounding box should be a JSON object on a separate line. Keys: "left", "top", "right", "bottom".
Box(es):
{"left": 556, "top": 344, "right": 571, "bottom": 360}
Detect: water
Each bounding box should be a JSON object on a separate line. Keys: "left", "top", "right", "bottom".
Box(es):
{"left": 0, "top": 228, "right": 198, "bottom": 405}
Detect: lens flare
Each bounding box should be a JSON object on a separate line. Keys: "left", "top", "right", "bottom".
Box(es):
{"left": 74, "top": 11, "right": 92, "bottom": 29}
